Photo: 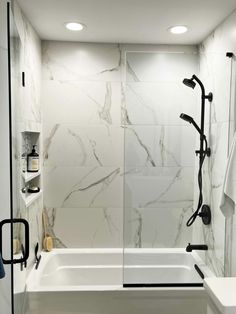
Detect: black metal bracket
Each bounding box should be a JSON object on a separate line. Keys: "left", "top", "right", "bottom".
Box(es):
{"left": 226, "top": 52, "right": 234, "bottom": 58}
{"left": 195, "top": 147, "right": 211, "bottom": 157}
{"left": 34, "top": 242, "right": 41, "bottom": 269}
{"left": 22, "top": 72, "right": 25, "bottom": 87}
{"left": 194, "top": 264, "right": 205, "bottom": 279}
{"left": 204, "top": 92, "right": 213, "bottom": 102}
{"left": 198, "top": 205, "right": 211, "bottom": 225}
{"left": 206, "top": 148, "right": 211, "bottom": 157}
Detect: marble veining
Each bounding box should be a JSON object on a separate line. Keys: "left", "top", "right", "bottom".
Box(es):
{"left": 126, "top": 60, "right": 140, "bottom": 82}
{"left": 88, "top": 138, "right": 103, "bottom": 166}
{"left": 159, "top": 126, "right": 180, "bottom": 167}
{"left": 99, "top": 82, "right": 112, "bottom": 124}
{"left": 43, "top": 123, "right": 60, "bottom": 161}
{"left": 126, "top": 84, "right": 158, "bottom": 124}
{"left": 62, "top": 167, "right": 120, "bottom": 207}
{"left": 124, "top": 206, "right": 192, "bottom": 249}
{"left": 132, "top": 209, "right": 142, "bottom": 248}
{"left": 67, "top": 128, "right": 87, "bottom": 166}
{"left": 43, "top": 43, "right": 197, "bottom": 252}
{"left": 143, "top": 168, "right": 182, "bottom": 208}
{"left": 99, "top": 44, "right": 122, "bottom": 75}
{"left": 90, "top": 207, "right": 120, "bottom": 247}
{"left": 44, "top": 208, "right": 67, "bottom": 248}
{"left": 126, "top": 127, "right": 156, "bottom": 167}
{"left": 42, "top": 41, "right": 122, "bottom": 82}
{"left": 173, "top": 204, "right": 193, "bottom": 247}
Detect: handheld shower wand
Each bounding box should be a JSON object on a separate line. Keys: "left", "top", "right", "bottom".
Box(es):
{"left": 180, "top": 75, "right": 213, "bottom": 227}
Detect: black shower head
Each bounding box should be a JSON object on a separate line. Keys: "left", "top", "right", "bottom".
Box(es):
{"left": 183, "top": 78, "right": 196, "bottom": 89}
{"left": 180, "top": 113, "right": 202, "bottom": 135}
{"left": 180, "top": 113, "right": 194, "bottom": 124}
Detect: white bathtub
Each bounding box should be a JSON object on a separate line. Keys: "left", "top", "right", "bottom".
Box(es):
{"left": 25, "top": 248, "right": 214, "bottom": 314}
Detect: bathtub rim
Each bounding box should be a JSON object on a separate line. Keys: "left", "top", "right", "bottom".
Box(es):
{"left": 26, "top": 248, "right": 215, "bottom": 292}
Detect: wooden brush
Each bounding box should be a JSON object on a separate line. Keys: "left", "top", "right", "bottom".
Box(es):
{"left": 42, "top": 211, "right": 53, "bottom": 252}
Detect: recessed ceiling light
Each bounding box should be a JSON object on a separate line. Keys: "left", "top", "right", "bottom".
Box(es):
{"left": 65, "top": 22, "right": 85, "bottom": 31}
{"left": 168, "top": 25, "right": 188, "bottom": 34}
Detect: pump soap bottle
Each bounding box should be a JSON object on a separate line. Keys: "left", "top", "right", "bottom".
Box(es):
{"left": 27, "top": 145, "right": 39, "bottom": 172}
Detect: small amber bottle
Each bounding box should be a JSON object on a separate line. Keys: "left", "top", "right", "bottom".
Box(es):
{"left": 27, "top": 145, "right": 39, "bottom": 172}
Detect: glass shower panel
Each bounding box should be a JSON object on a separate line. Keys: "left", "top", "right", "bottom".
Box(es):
{"left": 9, "top": 7, "right": 28, "bottom": 314}
{"left": 123, "top": 51, "right": 200, "bottom": 286}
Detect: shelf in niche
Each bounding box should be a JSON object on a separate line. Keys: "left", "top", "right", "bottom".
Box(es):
{"left": 20, "top": 190, "right": 43, "bottom": 208}
{"left": 22, "top": 171, "right": 41, "bottom": 183}
{"left": 20, "top": 122, "right": 42, "bottom": 133}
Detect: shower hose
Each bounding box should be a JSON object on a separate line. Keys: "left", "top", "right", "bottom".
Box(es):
{"left": 186, "top": 137, "right": 208, "bottom": 227}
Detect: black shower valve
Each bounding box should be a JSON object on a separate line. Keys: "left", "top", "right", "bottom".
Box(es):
{"left": 198, "top": 205, "right": 211, "bottom": 225}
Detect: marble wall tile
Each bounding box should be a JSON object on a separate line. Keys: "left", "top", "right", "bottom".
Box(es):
{"left": 123, "top": 50, "right": 198, "bottom": 253}
{"left": 124, "top": 207, "right": 193, "bottom": 248}
{"left": 42, "top": 41, "right": 122, "bottom": 82}
{"left": 193, "top": 220, "right": 224, "bottom": 277}
{"left": 124, "top": 125, "right": 196, "bottom": 167}
{"left": 122, "top": 44, "right": 198, "bottom": 54}
{"left": 43, "top": 124, "right": 123, "bottom": 167}
{"left": 126, "top": 52, "right": 198, "bottom": 82}
{"left": 42, "top": 81, "right": 121, "bottom": 126}
{"left": 44, "top": 166, "right": 123, "bottom": 209}
{"left": 198, "top": 9, "right": 236, "bottom": 54}
{"left": 42, "top": 41, "right": 125, "bottom": 250}
{"left": 209, "top": 122, "right": 229, "bottom": 173}
{"left": 124, "top": 82, "right": 197, "bottom": 126}
{"left": 45, "top": 207, "right": 122, "bottom": 248}
{"left": 199, "top": 51, "right": 231, "bottom": 124}
{"left": 124, "top": 167, "right": 194, "bottom": 209}
{"left": 195, "top": 9, "right": 236, "bottom": 277}
{"left": 204, "top": 122, "right": 230, "bottom": 276}
{"left": 42, "top": 43, "right": 198, "bottom": 251}
{"left": 13, "top": 1, "right": 41, "bottom": 123}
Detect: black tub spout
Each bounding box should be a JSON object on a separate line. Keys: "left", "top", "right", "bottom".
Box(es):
{"left": 186, "top": 243, "right": 208, "bottom": 252}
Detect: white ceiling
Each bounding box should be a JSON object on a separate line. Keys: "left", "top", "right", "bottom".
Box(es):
{"left": 17, "top": 0, "right": 236, "bottom": 44}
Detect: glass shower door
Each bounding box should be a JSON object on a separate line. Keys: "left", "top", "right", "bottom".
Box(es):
{"left": 0, "top": 3, "right": 30, "bottom": 314}
{"left": 0, "top": 2, "right": 12, "bottom": 313}
{"left": 8, "top": 3, "right": 31, "bottom": 313}
{"left": 123, "top": 50, "right": 202, "bottom": 286}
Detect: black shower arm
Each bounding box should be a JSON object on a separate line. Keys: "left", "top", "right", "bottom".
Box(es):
{"left": 192, "top": 75, "right": 213, "bottom": 101}
{"left": 190, "top": 74, "right": 207, "bottom": 139}
{"left": 192, "top": 75, "right": 205, "bottom": 97}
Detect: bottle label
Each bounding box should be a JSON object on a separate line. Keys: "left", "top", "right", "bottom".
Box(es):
{"left": 28, "top": 157, "right": 39, "bottom": 171}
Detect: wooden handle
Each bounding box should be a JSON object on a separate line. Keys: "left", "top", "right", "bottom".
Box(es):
{"left": 42, "top": 212, "right": 47, "bottom": 238}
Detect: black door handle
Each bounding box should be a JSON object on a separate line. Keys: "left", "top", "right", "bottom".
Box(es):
{"left": 0, "top": 218, "right": 29, "bottom": 264}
